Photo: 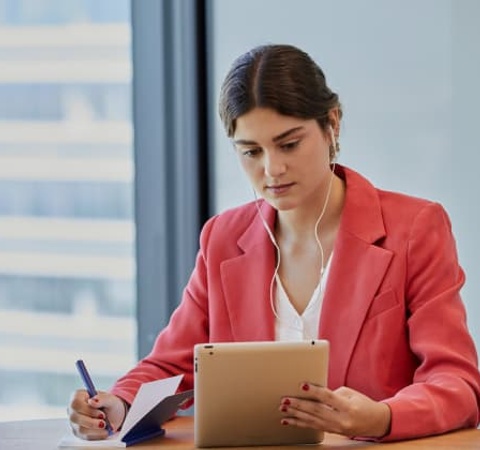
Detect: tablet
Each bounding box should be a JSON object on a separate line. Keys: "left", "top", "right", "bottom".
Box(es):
{"left": 193, "top": 340, "right": 329, "bottom": 447}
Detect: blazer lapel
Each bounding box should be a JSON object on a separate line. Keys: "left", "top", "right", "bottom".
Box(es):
{"left": 221, "top": 202, "right": 277, "bottom": 341}
{"left": 319, "top": 166, "right": 393, "bottom": 388}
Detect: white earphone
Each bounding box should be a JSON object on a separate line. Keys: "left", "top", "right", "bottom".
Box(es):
{"left": 329, "top": 125, "right": 338, "bottom": 160}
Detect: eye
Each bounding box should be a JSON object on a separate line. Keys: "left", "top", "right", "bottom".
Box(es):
{"left": 242, "top": 147, "right": 262, "bottom": 158}
{"left": 280, "top": 140, "right": 300, "bottom": 151}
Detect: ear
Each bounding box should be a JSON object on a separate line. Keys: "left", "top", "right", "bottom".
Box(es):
{"left": 327, "top": 108, "right": 341, "bottom": 137}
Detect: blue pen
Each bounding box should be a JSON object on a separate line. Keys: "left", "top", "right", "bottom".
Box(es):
{"left": 75, "top": 359, "right": 113, "bottom": 434}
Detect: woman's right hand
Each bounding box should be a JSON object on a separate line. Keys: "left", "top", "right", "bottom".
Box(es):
{"left": 68, "top": 389, "right": 127, "bottom": 440}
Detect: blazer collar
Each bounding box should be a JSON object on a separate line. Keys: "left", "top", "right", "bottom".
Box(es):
{"left": 221, "top": 201, "right": 277, "bottom": 341}
{"left": 332, "top": 164, "right": 386, "bottom": 244}
{"left": 237, "top": 200, "right": 276, "bottom": 252}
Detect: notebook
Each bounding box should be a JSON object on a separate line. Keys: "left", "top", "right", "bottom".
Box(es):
{"left": 58, "top": 375, "right": 193, "bottom": 447}
{"left": 194, "top": 340, "right": 329, "bottom": 447}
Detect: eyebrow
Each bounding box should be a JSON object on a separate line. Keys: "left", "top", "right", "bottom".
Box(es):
{"left": 233, "top": 126, "right": 305, "bottom": 146}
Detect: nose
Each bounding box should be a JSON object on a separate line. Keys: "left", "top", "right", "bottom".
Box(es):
{"left": 264, "top": 151, "right": 286, "bottom": 178}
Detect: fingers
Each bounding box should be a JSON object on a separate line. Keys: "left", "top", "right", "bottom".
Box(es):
{"left": 302, "top": 383, "right": 353, "bottom": 410}
{"left": 283, "top": 383, "right": 349, "bottom": 411}
{"left": 68, "top": 389, "right": 110, "bottom": 440}
{"left": 279, "top": 385, "right": 345, "bottom": 434}
{"left": 280, "top": 399, "right": 337, "bottom": 431}
{"left": 279, "top": 383, "right": 391, "bottom": 438}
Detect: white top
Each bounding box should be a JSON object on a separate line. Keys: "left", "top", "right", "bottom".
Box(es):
{"left": 274, "top": 254, "right": 333, "bottom": 341}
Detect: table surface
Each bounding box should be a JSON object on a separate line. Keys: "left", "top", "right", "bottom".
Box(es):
{"left": 1, "top": 416, "right": 480, "bottom": 450}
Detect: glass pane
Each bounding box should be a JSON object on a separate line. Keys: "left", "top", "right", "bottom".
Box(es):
{"left": 0, "top": 0, "right": 136, "bottom": 421}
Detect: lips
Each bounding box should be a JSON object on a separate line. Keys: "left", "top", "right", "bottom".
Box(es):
{"left": 266, "top": 183, "right": 295, "bottom": 195}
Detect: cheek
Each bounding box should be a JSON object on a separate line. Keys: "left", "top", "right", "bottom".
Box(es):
{"left": 239, "top": 158, "right": 261, "bottom": 180}
{"left": 302, "top": 146, "right": 329, "bottom": 171}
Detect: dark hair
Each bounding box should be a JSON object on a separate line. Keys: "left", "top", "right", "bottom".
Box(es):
{"left": 219, "top": 44, "right": 342, "bottom": 137}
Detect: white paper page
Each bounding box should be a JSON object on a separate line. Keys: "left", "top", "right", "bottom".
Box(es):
{"left": 57, "top": 432, "right": 126, "bottom": 448}
{"left": 118, "top": 374, "right": 183, "bottom": 438}
{"left": 57, "top": 375, "right": 183, "bottom": 448}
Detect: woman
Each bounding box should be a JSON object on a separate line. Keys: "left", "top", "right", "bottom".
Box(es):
{"left": 68, "top": 44, "right": 480, "bottom": 441}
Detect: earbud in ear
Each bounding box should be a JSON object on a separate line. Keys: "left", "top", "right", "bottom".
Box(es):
{"left": 329, "top": 126, "right": 336, "bottom": 146}
{"left": 329, "top": 125, "right": 334, "bottom": 138}
{"left": 328, "top": 125, "right": 339, "bottom": 161}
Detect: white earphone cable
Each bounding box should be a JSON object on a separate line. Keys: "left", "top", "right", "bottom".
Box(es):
{"left": 253, "top": 161, "right": 336, "bottom": 329}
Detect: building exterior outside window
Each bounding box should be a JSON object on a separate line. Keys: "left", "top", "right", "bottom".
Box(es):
{"left": 0, "top": 0, "right": 136, "bottom": 420}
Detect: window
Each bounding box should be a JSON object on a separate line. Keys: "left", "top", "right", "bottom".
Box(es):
{"left": 0, "top": 0, "right": 136, "bottom": 420}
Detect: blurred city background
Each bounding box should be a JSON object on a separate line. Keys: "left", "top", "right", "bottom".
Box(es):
{"left": 0, "top": 0, "right": 136, "bottom": 420}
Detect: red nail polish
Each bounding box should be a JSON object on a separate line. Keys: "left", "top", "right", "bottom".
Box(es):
{"left": 282, "top": 398, "right": 291, "bottom": 405}
{"left": 98, "top": 412, "right": 105, "bottom": 420}
{"left": 93, "top": 398, "right": 99, "bottom": 403}
{"left": 302, "top": 383, "right": 310, "bottom": 391}
{"left": 281, "top": 406, "right": 288, "bottom": 412}
{"left": 281, "top": 419, "right": 289, "bottom": 426}
{"left": 99, "top": 421, "right": 105, "bottom": 429}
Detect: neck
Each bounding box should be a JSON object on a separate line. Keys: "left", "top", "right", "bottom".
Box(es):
{"left": 276, "top": 174, "right": 345, "bottom": 243}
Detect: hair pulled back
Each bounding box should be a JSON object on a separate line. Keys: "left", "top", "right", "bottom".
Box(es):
{"left": 219, "top": 44, "right": 342, "bottom": 138}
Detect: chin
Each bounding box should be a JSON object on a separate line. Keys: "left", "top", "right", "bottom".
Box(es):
{"left": 265, "top": 198, "right": 297, "bottom": 211}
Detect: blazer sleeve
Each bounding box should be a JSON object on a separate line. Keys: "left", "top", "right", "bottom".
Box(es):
{"left": 110, "top": 215, "right": 218, "bottom": 404}
{"left": 380, "top": 202, "right": 480, "bottom": 441}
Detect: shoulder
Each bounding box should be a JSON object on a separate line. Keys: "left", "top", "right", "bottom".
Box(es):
{"left": 377, "top": 186, "right": 452, "bottom": 231}
{"left": 342, "top": 164, "right": 449, "bottom": 223}
{"left": 378, "top": 188, "right": 438, "bottom": 216}
{"left": 199, "top": 201, "right": 259, "bottom": 245}
{"left": 339, "top": 165, "right": 454, "bottom": 244}
{"left": 203, "top": 201, "right": 258, "bottom": 232}
{"left": 379, "top": 189, "right": 454, "bottom": 247}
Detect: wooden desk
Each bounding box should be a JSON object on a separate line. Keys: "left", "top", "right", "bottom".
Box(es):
{"left": 1, "top": 416, "right": 479, "bottom": 450}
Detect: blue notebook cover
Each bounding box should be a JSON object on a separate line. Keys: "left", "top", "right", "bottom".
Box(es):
{"left": 121, "top": 389, "right": 193, "bottom": 446}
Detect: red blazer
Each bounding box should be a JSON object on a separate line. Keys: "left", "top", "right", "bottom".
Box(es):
{"left": 112, "top": 165, "right": 480, "bottom": 441}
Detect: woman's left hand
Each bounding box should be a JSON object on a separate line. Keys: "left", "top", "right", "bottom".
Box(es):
{"left": 279, "top": 383, "right": 391, "bottom": 439}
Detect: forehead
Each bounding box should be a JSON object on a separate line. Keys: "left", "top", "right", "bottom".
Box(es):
{"left": 233, "top": 107, "right": 312, "bottom": 142}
